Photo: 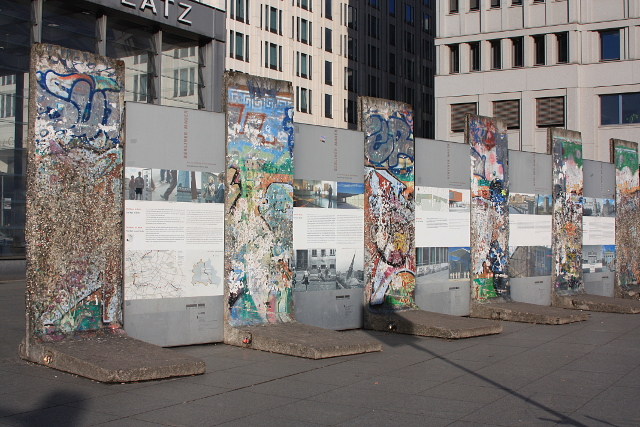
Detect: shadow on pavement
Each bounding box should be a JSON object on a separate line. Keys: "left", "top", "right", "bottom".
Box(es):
{"left": 364, "top": 329, "right": 590, "bottom": 427}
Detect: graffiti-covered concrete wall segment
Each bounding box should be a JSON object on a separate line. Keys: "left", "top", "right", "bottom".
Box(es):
{"left": 26, "top": 44, "right": 124, "bottom": 338}
{"left": 611, "top": 139, "right": 640, "bottom": 298}
{"left": 361, "top": 97, "right": 416, "bottom": 311}
{"left": 467, "top": 115, "right": 510, "bottom": 302}
{"left": 224, "top": 72, "right": 295, "bottom": 326}
{"left": 549, "top": 128, "right": 584, "bottom": 296}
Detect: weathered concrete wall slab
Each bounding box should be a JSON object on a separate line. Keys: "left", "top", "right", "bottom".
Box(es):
{"left": 26, "top": 44, "right": 124, "bottom": 338}
{"left": 467, "top": 115, "right": 510, "bottom": 303}
{"left": 360, "top": 97, "right": 416, "bottom": 312}
{"left": 549, "top": 128, "right": 584, "bottom": 299}
{"left": 223, "top": 72, "right": 295, "bottom": 326}
{"left": 610, "top": 139, "right": 640, "bottom": 299}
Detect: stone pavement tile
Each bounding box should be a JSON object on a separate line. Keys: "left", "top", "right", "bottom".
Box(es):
{"left": 336, "top": 408, "right": 452, "bottom": 427}
{"left": 445, "top": 343, "right": 530, "bottom": 362}
{"left": 257, "top": 399, "right": 371, "bottom": 425}
{"left": 554, "top": 329, "right": 620, "bottom": 346}
{"left": 445, "top": 421, "right": 498, "bottom": 427}
{"left": 65, "top": 390, "right": 187, "bottom": 417}
{"left": 468, "top": 334, "right": 549, "bottom": 349}
{"left": 564, "top": 413, "right": 639, "bottom": 427}
{"left": 564, "top": 352, "right": 638, "bottom": 375}
{"left": 498, "top": 343, "right": 594, "bottom": 370}
{"left": 172, "top": 343, "right": 240, "bottom": 358}
{"left": 501, "top": 323, "right": 584, "bottom": 342}
{"left": 133, "top": 390, "right": 296, "bottom": 426}
{"left": 0, "top": 404, "right": 120, "bottom": 427}
{"left": 217, "top": 413, "right": 326, "bottom": 427}
{"left": 592, "top": 340, "right": 640, "bottom": 357}
{"left": 312, "top": 358, "right": 405, "bottom": 375}
{"left": 459, "top": 393, "right": 582, "bottom": 426}
{"left": 128, "top": 379, "right": 228, "bottom": 401}
{"left": 349, "top": 374, "right": 441, "bottom": 395}
{"left": 419, "top": 383, "right": 509, "bottom": 404}
{"left": 131, "top": 400, "right": 253, "bottom": 426}
{"left": 178, "top": 369, "right": 274, "bottom": 389}
{"left": 449, "top": 362, "right": 556, "bottom": 390}
{"left": 287, "top": 364, "right": 373, "bottom": 386}
{"left": 221, "top": 356, "right": 338, "bottom": 378}
{"left": 308, "top": 384, "right": 414, "bottom": 408}
{"left": 0, "top": 383, "right": 115, "bottom": 416}
{"left": 385, "top": 357, "right": 491, "bottom": 383}
{"left": 242, "top": 377, "right": 338, "bottom": 399}
{"left": 381, "top": 393, "right": 485, "bottom": 420}
{"left": 192, "top": 354, "right": 257, "bottom": 372}
{"left": 571, "top": 385, "right": 640, "bottom": 425}
{"left": 401, "top": 335, "right": 487, "bottom": 355}
{"left": 518, "top": 369, "right": 623, "bottom": 399}
{"left": 614, "top": 366, "right": 640, "bottom": 388}
{"left": 91, "top": 418, "right": 163, "bottom": 427}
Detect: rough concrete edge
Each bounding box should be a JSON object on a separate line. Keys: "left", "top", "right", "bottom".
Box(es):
{"left": 363, "top": 310, "right": 502, "bottom": 339}
{"left": 470, "top": 303, "right": 589, "bottom": 325}
{"left": 224, "top": 324, "right": 381, "bottom": 359}
{"left": 553, "top": 295, "right": 640, "bottom": 314}
{"left": 19, "top": 339, "right": 205, "bottom": 383}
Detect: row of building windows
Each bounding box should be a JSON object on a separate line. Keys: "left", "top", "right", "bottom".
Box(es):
{"left": 451, "top": 92, "right": 640, "bottom": 133}
{"left": 449, "top": 28, "right": 623, "bottom": 73}
{"left": 449, "top": 0, "right": 544, "bottom": 13}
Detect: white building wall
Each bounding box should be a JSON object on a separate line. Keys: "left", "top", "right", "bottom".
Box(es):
{"left": 435, "top": 0, "right": 640, "bottom": 162}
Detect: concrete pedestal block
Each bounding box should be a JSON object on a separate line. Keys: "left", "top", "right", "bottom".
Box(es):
{"left": 20, "top": 332, "right": 205, "bottom": 383}
{"left": 553, "top": 294, "right": 640, "bottom": 314}
{"left": 471, "top": 301, "right": 589, "bottom": 324}
{"left": 364, "top": 309, "right": 502, "bottom": 339}
{"left": 224, "top": 322, "right": 381, "bottom": 359}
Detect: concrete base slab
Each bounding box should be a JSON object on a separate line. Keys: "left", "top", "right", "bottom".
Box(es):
{"left": 364, "top": 309, "right": 502, "bottom": 339}
{"left": 224, "top": 322, "right": 381, "bottom": 359}
{"left": 19, "top": 332, "right": 206, "bottom": 383}
{"left": 553, "top": 294, "right": 640, "bottom": 314}
{"left": 471, "top": 301, "right": 589, "bottom": 324}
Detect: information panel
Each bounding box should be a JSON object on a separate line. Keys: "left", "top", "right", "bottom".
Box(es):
{"left": 292, "top": 124, "right": 365, "bottom": 330}
{"left": 123, "top": 103, "right": 225, "bottom": 346}
{"left": 582, "top": 160, "right": 616, "bottom": 297}
{"left": 508, "top": 151, "right": 553, "bottom": 305}
{"left": 414, "top": 138, "right": 471, "bottom": 316}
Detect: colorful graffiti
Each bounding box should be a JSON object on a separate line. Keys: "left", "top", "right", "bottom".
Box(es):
{"left": 224, "top": 72, "right": 295, "bottom": 326}
{"left": 467, "top": 115, "right": 510, "bottom": 302}
{"left": 611, "top": 139, "right": 640, "bottom": 297}
{"left": 549, "top": 128, "right": 584, "bottom": 295}
{"left": 26, "top": 44, "right": 124, "bottom": 338}
{"left": 361, "top": 97, "right": 416, "bottom": 311}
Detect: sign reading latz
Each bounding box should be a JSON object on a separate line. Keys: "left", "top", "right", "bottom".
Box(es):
{"left": 121, "top": 0, "right": 193, "bottom": 25}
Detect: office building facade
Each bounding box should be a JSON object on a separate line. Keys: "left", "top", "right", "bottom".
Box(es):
{"left": 435, "top": 0, "right": 640, "bottom": 161}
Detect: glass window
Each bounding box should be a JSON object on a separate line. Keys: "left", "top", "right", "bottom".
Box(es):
{"left": 347, "top": 36, "right": 357, "bottom": 60}
{"left": 600, "top": 93, "right": 640, "bottom": 125}
{"left": 422, "top": 14, "right": 430, "bottom": 32}
{"left": 491, "top": 0, "right": 501, "bottom": 8}
{"left": 265, "top": 42, "right": 282, "bottom": 71}
{"left": 161, "top": 33, "right": 201, "bottom": 109}
{"left": 347, "top": 6, "right": 357, "bottom": 29}
{"left": 325, "top": 94, "right": 332, "bottom": 118}
{"left": 491, "top": 39, "right": 501, "bottom": 69}
{"left": 600, "top": 29, "right": 620, "bottom": 61}
{"left": 325, "top": 28, "right": 332, "bottom": 52}
{"left": 533, "top": 34, "right": 545, "bottom": 65}
{"left": 405, "top": 4, "right": 414, "bottom": 24}
{"left": 512, "top": 37, "right": 524, "bottom": 67}
{"left": 512, "top": 0, "right": 522, "bottom": 4}
{"left": 325, "top": 0, "right": 332, "bottom": 19}
{"left": 42, "top": 1, "right": 97, "bottom": 53}
{"left": 325, "top": 61, "right": 332, "bottom": 85}
{"left": 470, "top": 0, "right": 479, "bottom": 11}
{"left": 449, "top": 44, "right": 460, "bottom": 74}
{"left": 106, "top": 18, "right": 155, "bottom": 103}
{"left": 389, "top": 0, "right": 396, "bottom": 15}
{"left": 470, "top": 42, "right": 481, "bottom": 71}
{"left": 0, "top": 0, "right": 30, "bottom": 258}
{"left": 388, "top": 81, "right": 396, "bottom": 100}
{"left": 367, "top": 14, "right": 379, "bottom": 38}
{"left": 345, "top": 68, "right": 357, "bottom": 92}
{"left": 556, "top": 32, "right": 569, "bottom": 63}
{"left": 450, "top": 0, "right": 459, "bottom": 13}
{"left": 389, "top": 24, "right": 396, "bottom": 46}
{"left": 389, "top": 53, "right": 396, "bottom": 75}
